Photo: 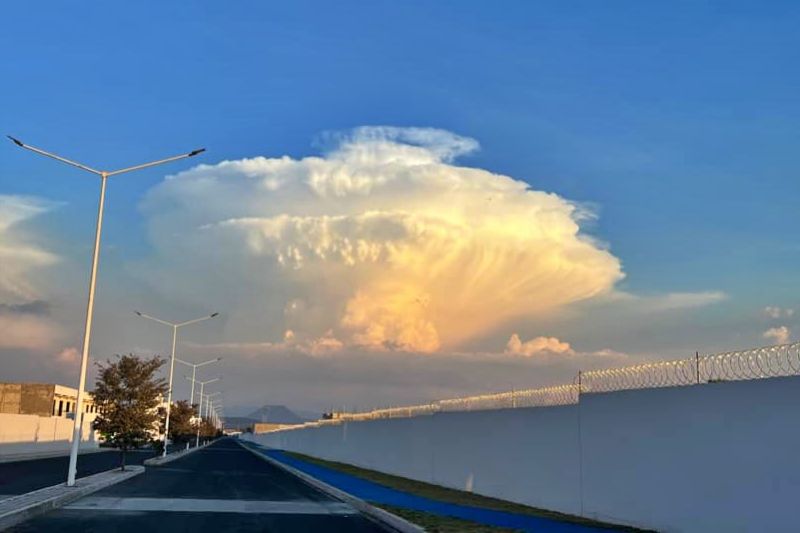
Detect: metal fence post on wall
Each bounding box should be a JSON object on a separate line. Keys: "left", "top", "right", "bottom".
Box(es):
{"left": 696, "top": 351, "right": 701, "bottom": 384}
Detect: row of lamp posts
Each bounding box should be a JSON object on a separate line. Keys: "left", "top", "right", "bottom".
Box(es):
{"left": 134, "top": 311, "right": 222, "bottom": 456}
{"left": 8, "top": 136, "right": 223, "bottom": 485}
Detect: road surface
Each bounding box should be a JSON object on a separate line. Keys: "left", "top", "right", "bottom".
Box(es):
{"left": 0, "top": 449, "right": 157, "bottom": 498}
{"left": 10, "top": 438, "right": 390, "bottom": 532}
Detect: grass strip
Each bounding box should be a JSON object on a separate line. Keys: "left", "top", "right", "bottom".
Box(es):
{"left": 376, "top": 503, "right": 523, "bottom": 532}
{"left": 286, "top": 451, "right": 648, "bottom": 532}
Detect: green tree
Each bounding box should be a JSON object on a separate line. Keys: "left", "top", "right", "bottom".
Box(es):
{"left": 162, "top": 400, "right": 196, "bottom": 446}
{"left": 92, "top": 354, "right": 167, "bottom": 470}
{"left": 198, "top": 418, "right": 217, "bottom": 438}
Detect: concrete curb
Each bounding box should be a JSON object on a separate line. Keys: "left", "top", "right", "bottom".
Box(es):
{"left": 143, "top": 440, "right": 213, "bottom": 467}
{"left": 237, "top": 440, "right": 424, "bottom": 533}
{"left": 0, "top": 465, "right": 144, "bottom": 530}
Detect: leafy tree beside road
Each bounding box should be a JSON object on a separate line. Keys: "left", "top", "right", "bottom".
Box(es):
{"left": 161, "top": 399, "right": 196, "bottom": 448}
{"left": 92, "top": 354, "right": 167, "bottom": 470}
{"left": 198, "top": 418, "right": 220, "bottom": 438}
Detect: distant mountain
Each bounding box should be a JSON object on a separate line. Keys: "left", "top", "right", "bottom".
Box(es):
{"left": 246, "top": 404, "right": 309, "bottom": 425}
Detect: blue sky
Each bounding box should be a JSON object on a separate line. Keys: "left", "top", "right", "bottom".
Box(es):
{"left": 2, "top": 2, "right": 799, "bottom": 410}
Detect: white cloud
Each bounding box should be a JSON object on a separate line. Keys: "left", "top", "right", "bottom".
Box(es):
{"left": 0, "top": 313, "right": 60, "bottom": 351}
{"left": 763, "top": 326, "right": 790, "bottom": 345}
{"left": 0, "top": 195, "right": 62, "bottom": 351}
{"left": 202, "top": 329, "right": 345, "bottom": 359}
{"left": 56, "top": 346, "right": 80, "bottom": 365}
{"left": 141, "top": 127, "right": 623, "bottom": 353}
{"left": 505, "top": 334, "right": 574, "bottom": 357}
{"left": 613, "top": 291, "right": 727, "bottom": 312}
{"left": 763, "top": 306, "right": 794, "bottom": 319}
{"left": 0, "top": 195, "right": 58, "bottom": 304}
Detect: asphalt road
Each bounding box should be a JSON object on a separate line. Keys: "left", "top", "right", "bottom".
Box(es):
{"left": 10, "top": 438, "right": 390, "bottom": 532}
{"left": 0, "top": 448, "right": 158, "bottom": 497}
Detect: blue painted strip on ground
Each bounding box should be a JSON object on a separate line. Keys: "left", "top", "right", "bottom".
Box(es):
{"left": 249, "top": 444, "right": 619, "bottom": 532}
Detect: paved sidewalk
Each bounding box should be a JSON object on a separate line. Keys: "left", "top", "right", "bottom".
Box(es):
{"left": 249, "top": 445, "right": 622, "bottom": 533}
{"left": 0, "top": 466, "right": 144, "bottom": 529}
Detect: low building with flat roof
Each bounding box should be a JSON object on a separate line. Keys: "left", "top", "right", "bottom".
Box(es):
{"left": 0, "top": 382, "right": 98, "bottom": 418}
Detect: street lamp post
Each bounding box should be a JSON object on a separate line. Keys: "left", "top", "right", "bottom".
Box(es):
{"left": 210, "top": 405, "right": 221, "bottom": 429}
{"left": 136, "top": 311, "right": 219, "bottom": 456}
{"left": 205, "top": 393, "right": 222, "bottom": 442}
{"left": 215, "top": 407, "right": 225, "bottom": 430}
{"left": 205, "top": 393, "right": 221, "bottom": 420}
{"left": 215, "top": 405, "right": 224, "bottom": 429}
{"left": 208, "top": 397, "right": 222, "bottom": 424}
{"left": 177, "top": 357, "right": 222, "bottom": 411}
{"left": 177, "top": 357, "right": 221, "bottom": 449}
{"left": 190, "top": 378, "right": 219, "bottom": 447}
{"left": 8, "top": 136, "right": 205, "bottom": 487}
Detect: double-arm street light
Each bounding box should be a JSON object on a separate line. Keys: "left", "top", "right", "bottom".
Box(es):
{"left": 8, "top": 136, "right": 205, "bottom": 487}
{"left": 187, "top": 377, "right": 220, "bottom": 419}
{"left": 177, "top": 357, "right": 222, "bottom": 410}
{"left": 209, "top": 400, "right": 225, "bottom": 430}
{"left": 215, "top": 404, "right": 225, "bottom": 429}
{"left": 209, "top": 402, "right": 222, "bottom": 429}
{"left": 177, "top": 357, "right": 221, "bottom": 450}
{"left": 190, "top": 381, "right": 220, "bottom": 447}
{"left": 205, "top": 392, "right": 222, "bottom": 430}
{"left": 136, "top": 311, "right": 219, "bottom": 456}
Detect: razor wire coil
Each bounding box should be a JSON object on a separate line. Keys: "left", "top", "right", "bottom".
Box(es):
{"left": 325, "top": 342, "right": 800, "bottom": 424}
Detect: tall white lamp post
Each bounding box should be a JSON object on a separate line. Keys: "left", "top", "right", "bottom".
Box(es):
{"left": 210, "top": 404, "right": 221, "bottom": 429}
{"left": 8, "top": 136, "right": 205, "bottom": 487}
{"left": 208, "top": 397, "right": 222, "bottom": 422}
{"left": 205, "top": 393, "right": 222, "bottom": 439}
{"left": 190, "top": 378, "right": 219, "bottom": 447}
{"left": 178, "top": 357, "right": 221, "bottom": 449}
{"left": 177, "top": 357, "right": 222, "bottom": 410}
{"left": 136, "top": 311, "right": 219, "bottom": 456}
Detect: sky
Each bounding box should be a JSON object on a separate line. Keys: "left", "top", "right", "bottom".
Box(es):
{"left": 1, "top": 1, "right": 799, "bottom": 415}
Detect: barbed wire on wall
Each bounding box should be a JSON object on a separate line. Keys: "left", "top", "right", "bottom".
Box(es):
{"left": 579, "top": 358, "right": 699, "bottom": 393}
{"left": 701, "top": 342, "right": 800, "bottom": 382}
{"left": 336, "top": 403, "right": 438, "bottom": 422}
{"left": 278, "top": 342, "right": 800, "bottom": 429}
{"left": 581, "top": 341, "right": 800, "bottom": 393}
{"left": 438, "top": 384, "right": 579, "bottom": 412}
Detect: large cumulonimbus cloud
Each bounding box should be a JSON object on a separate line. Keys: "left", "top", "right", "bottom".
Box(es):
{"left": 0, "top": 195, "right": 61, "bottom": 350}
{"left": 0, "top": 195, "right": 57, "bottom": 303}
{"left": 141, "top": 127, "right": 624, "bottom": 353}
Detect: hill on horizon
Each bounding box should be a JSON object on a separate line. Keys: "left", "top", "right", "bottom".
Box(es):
{"left": 246, "top": 404, "right": 310, "bottom": 425}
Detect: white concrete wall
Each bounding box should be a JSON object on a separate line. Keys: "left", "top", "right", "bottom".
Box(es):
{"left": 263, "top": 406, "right": 582, "bottom": 515}
{"left": 579, "top": 376, "right": 800, "bottom": 532}
{"left": 245, "top": 376, "right": 800, "bottom": 532}
{"left": 0, "top": 413, "right": 98, "bottom": 460}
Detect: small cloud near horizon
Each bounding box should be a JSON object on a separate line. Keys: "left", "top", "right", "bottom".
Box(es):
{"left": 763, "top": 326, "right": 791, "bottom": 345}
